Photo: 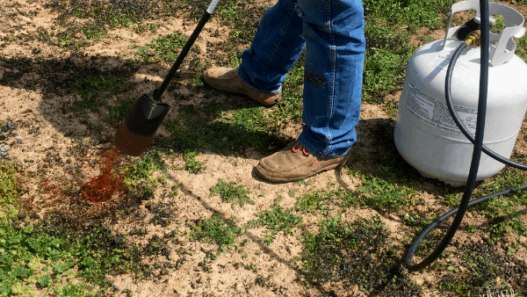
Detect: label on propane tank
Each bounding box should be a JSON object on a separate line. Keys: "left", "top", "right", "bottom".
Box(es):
{"left": 406, "top": 82, "right": 478, "bottom": 134}
{"left": 429, "top": 53, "right": 470, "bottom": 78}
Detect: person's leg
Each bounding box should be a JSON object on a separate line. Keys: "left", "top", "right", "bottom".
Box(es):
{"left": 237, "top": 0, "right": 306, "bottom": 95}
{"left": 296, "top": 0, "right": 366, "bottom": 158}
{"left": 255, "top": 0, "right": 366, "bottom": 182}
{"left": 203, "top": 0, "right": 306, "bottom": 106}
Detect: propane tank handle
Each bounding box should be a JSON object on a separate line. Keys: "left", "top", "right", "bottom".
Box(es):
{"left": 441, "top": 1, "right": 525, "bottom": 66}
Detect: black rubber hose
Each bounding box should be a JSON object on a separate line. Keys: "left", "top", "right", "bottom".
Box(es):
{"left": 405, "top": 0, "right": 490, "bottom": 271}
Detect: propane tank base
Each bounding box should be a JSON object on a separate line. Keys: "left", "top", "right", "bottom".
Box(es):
{"left": 417, "top": 170, "right": 470, "bottom": 187}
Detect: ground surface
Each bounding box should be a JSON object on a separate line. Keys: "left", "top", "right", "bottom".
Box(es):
{"left": 1, "top": 0, "right": 527, "bottom": 296}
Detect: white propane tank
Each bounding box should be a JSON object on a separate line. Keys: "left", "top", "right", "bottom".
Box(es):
{"left": 393, "top": 1, "right": 527, "bottom": 186}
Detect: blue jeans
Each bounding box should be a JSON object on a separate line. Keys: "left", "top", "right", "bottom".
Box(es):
{"left": 238, "top": 0, "right": 366, "bottom": 158}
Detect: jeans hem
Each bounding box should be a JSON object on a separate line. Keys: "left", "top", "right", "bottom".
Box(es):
{"left": 297, "top": 133, "right": 351, "bottom": 159}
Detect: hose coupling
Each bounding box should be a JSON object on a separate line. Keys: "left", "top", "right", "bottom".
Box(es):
{"left": 464, "top": 30, "right": 481, "bottom": 47}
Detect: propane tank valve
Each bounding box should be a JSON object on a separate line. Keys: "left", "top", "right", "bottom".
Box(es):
{"left": 464, "top": 30, "right": 481, "bottom": 47}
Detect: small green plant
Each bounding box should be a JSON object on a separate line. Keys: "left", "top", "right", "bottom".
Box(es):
{"left": 190, "top": 213, "right": 242, "bottom": 254}
{"left": 183, "top": 151, "right": 207, "bottom": 174}
{"left": 150, "top": 22, "right": 160, "bottom": 32}
{"left": 294, "top": 190, "right": 335, "bottom": 214}
{"left": 418, "top": 35, "right": 434, "bottom": 44}
{"left": 351, "top": 175, "right": 418, "bottom": 213}
{"left": 124, "top": 151, "right": 167, "bottom": 183}
{"left": 134, "top": 24, "right": 147, "bottom": 34}
{"left": 70, "top": 74, "right": 133, "bottom": 114}
{"left": 245, "top": 205, "right": 303, "bottom": 245}
{"left": 171, "top": 183, "right": 181, "bottom": 197}
{"left": 0, "top": 162, "right": 24, "bottom": 226}
{"left": 210, "top": 179, "right": 255, "bottom": 208}
{"left": 104, "top": 98, "right": 134, "bottom": 127}
{"left": 227, "top": 155, "right": 238, "bottom": 166}
{"left": 158, "top": 174, "right": 167, "bottom": 187}
{"left": 135, "top": 31, "right": 187, "bottom": 64}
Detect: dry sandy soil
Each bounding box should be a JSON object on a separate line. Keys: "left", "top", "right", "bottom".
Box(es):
{"left": 1, "top": 0, "right": 527, "bottom": 296}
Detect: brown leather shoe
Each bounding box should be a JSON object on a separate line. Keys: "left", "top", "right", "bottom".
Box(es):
{"left": 254, "top": 140, "right": 351, "bottom": 182}
{"left": 203, "top": 67, "right": 281, "bottom": 107}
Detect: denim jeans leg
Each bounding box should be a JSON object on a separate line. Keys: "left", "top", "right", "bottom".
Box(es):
{"left": 237, "top": 0, "right": 306, "bottom": 95}
{"left": 296, "top": 0, "right": 366, "bottom": 158}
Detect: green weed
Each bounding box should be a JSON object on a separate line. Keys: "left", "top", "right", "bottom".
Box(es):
{"left": 210, "top": 180, "right": 254, "bottom": 208}
{"left": 104, "top": 98, "right": 134, "bottom": 128}
{"left": 44, "top": 0, "right": 169, "bottom": 49}
{"left": 363, "top": 0, "right": 453, "bottom": 30}
{"left": 0, "top": 162, "right": 25, "bottom": 226}
{"left": 154, "top": 101, "right": 290, "bottom": 158}
{"left": 124, "top": 151, "right": 167, "bottom": 183}
{"left": 190, "top": 213, "right": 242, "bottom": 253}
{"left": 468, "top": 169, "right": 527, "bottom": 243}
{"left": 135, "top": 31, "right": 187, "bottom": 64}
{"left": 68, "top": 72, "right": 134, "bottom": 115}
{"left": 294, "top": 190, "right": 336, "bottom": 215}
{"left": 362, "top": 47, "right": 412, "bottom": 104}
{"left": 352, "top": 175, "right": 418, "bottom": 214}
{"left": 183, "top": 151, "right": 207, "bottom": 174}
{"left": 245, "top": 205, "right": 303, "bottom": 245}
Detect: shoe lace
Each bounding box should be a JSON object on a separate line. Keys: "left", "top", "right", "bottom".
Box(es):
{"left": 292, "top": 141, "right": 319, "bottom": 167}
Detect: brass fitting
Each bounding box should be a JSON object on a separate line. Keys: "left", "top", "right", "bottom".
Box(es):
{"left": 464, "top": 30, "right": 481, "bottom": 47}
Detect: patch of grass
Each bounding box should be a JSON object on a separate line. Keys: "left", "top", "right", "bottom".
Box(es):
{"left": 155, "top": 103, "right": 290, "bottom": 158}
{"left": 175, "top": 0, "right": 269, "bottom": 45}
{"left": 363, "top": 49, "right": 408, "bottom": 101}
{"left": 104, "top": 97, "right": 135, "bottom": 127}
{"left": 183, "top": 151, "right": 207, "bottom": 174}
{"left": 135, "top": 31, "right": 187, "bottom": 64}
{"left": 384, "top": 100, "right": 399, "bottom": 119}
{"left": 210, "top": 179, "right": 254, "bottom": 208}
{"left": 466, "top": 169, "right": 527, "bottom": 244}
{"left": 472, "top": 195, "right": 527, "bottom": 244}
{"left": 363, "top": 0, "right": 453, "bottom": 30}
{"left": 490, "top": 14, "right": 506, "bottom": 34}
{"left": 44, "top": 0, "right": 171, "bottom": 49}
{"left": 0, "top": 57, "right": 138, "bottom": 108}
{"left": 418, "top": 35, "right": 434, "bottom": 44}
{"left": 365, "top": 139, "right": 421, "bottom": 184}
{"left": 402, "top": 213, "right": 439, "bottom": 230}
{"left": 245, "top": 205, "right": 303, "bottom": 245}
{"left": 190, "top": 213, "right": 242, "bottom": 253}
{"left": 0, "top": 176, "right": 168, "bottom": 296}
{"left": 0, "top": 162, "right": 25, "bottom": 226}
{"left": 124, "top": 151, "right": 167, "bottom": 184}
{"left": 150, "top": 22, "right": 160, "bottom": 32}
{"left": 275, "top": 56, "right": 305, "bottom": 124}
{"left": 362, "top": 17, "right": 415, "bottom": 104}
{"left": 0, "top": 217, "right": 147, "bottom": 297}
{"left": 516, "top": 33, "right": 527, "bottom": 63}
{"left": 294, "top": 190, "right": 336, "bottom": 215}
{"left": 300, "top": 216, "right": 421, "bottom": 295}
{"left": 340, "top": 175, "right": 418, "bottom": 214}
{"left": 70, "top": 74, "right": 133, "bottom": 114}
